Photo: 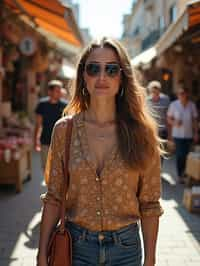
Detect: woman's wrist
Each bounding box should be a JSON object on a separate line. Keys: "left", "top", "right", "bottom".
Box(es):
{"left": 37, "top": 249, "right": 47, "bottom": 260}
{"left": 144, "top": 257, "right": 155, "bottom": 266}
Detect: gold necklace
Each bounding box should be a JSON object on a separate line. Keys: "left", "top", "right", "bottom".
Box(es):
{"left": 84, "top": 112, "right": 117, "bottom": 140}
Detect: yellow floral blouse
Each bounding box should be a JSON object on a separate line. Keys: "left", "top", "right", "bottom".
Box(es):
{"left": 42, "top": 112, "right": 163, "bottom": 231}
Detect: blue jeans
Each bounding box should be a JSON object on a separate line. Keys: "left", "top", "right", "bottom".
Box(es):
{"left": 66, "top": 222, "right": 142, "bottom": 266}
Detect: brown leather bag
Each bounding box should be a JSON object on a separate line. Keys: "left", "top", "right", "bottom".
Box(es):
{"left": 47, "top": 118, "right": 73, "bottom": 266}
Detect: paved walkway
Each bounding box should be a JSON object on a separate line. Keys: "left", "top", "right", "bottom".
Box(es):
{"left": 0, "top": 152, "right": 199, "bottom": 266}
{"left": 158, "top": 156, "right": 200, "bottom": 266}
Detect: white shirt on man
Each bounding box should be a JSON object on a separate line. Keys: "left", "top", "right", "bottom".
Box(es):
{"left": 167, "top": 100, "right": 198, "bottom": 139}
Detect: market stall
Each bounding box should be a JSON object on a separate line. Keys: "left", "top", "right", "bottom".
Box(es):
{"left": 0, "top": 104, "right": 32, "bottom": 192}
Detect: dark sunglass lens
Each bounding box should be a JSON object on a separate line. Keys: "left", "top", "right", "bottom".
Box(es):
{"left": 86, "top": 63, "right": 100, "bottom": 76}
{"left": 106, "top": 64, "right": 120, "bottom": 76}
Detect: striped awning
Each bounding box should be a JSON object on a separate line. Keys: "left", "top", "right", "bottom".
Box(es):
{"left": 5, "top": 0, "right": 83, "bottom": 48}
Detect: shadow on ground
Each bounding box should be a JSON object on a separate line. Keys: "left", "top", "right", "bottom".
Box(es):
{"left": 0, "top": 151, "right": 45, "bottom": 265}
{"left": 161, "top": 156, "right": 200, "bottom": 246}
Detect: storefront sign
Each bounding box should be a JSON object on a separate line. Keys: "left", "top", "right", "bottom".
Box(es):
{"left": 19, "top": 36, "right": 37, "bottom": 56}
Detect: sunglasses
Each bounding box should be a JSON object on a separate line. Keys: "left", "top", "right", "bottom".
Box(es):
{"left": 85, "top": 63, "right": 122, "bottom": 77}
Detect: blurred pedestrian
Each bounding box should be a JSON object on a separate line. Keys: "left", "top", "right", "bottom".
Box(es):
{"left": 167, "top": 87, "right": 199, "bottom": 183}
{"left": 61, "top": 87, "right": 69, "bottom": 101}
{"left": 37, "top": 37, "right": 164, "bottom": 266}
{"left": 34, "top": 80, "right": 67, "bottom": 170}
{"left": 147, "top": 80, "right": 170, "bottom": 140}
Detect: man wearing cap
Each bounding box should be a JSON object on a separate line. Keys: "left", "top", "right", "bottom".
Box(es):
{"left": 34, "top": 80, "right": 67, "bottom": 170}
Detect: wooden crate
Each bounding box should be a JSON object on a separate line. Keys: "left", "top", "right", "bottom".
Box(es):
{"left": 185, "top": 153, "right": 200, "bottom": 186}
{"left": 186, "top": 155, "right": 200, "bottom": 180}
{"left": 0, "top": 145, "right": 32, "bottom": 192}
{"left": 183, "top": 188, "right": 200, "bottom": 213}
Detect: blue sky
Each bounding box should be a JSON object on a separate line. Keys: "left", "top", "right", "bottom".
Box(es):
{"left": 73, "top": 0, "right": 133, "bottom": 38}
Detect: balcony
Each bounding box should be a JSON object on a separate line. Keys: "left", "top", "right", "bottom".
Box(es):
{"left": 141, "top": 28, "right": 165, "bottom": 51}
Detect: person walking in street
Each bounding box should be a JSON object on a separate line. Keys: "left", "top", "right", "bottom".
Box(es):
{"left": 34, "top": 80, "right": 67, "bottom": 170}
{"left": 167, "top": 87, "right": 199, "bottom": 183}
{"left": 147, "top": 81, "right": 170, "bottom": 165}
{"left": 37, "top": 37, "right": 164, "bottom": 266}
{"left": 147, "top": 80, "right": 170, "bottom": 140}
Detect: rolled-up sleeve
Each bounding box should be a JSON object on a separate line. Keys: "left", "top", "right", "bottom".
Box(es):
{"left": 138, "top": 151, "right": 164, "bottom": 218}
{"left": 41, "top": 121, "right": 65, "bottom": 206}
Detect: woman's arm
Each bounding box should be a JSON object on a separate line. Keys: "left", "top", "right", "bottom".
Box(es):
{"left": 37, "top": 119, "right": 69, "bottom": 265}
{"left": 138, "top": 150, "right": 163, "bottom": 266}
{"left": 37, "top": 203, "right": 60, "bottom": 265}
{"left": 141, "top": 216, "right": 159, "bottom": 266}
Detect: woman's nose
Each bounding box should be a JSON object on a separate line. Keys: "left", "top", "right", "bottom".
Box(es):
{"left": 98, "top": 68, "right": 106, "bottom": 80}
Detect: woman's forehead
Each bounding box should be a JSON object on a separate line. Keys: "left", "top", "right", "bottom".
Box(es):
{"left": 86, "top": 47, "right": 119, "bottom": 63}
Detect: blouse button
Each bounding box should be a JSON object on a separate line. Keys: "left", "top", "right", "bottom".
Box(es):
{"left": 95, "top": 177, "right": 100, "bottom": 182}
{"left": 96, "top": 210, "right": 101, "bottom": 216}
{"left": 96, "top": 196, "right": 101, "bottom": 201}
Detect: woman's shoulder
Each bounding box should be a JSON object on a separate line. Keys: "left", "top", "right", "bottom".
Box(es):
{"left": 54, "top": 115, "right": 72, "bottom": 129}
{"left": 54, "top": 112, "right": 82, "bottom": 131}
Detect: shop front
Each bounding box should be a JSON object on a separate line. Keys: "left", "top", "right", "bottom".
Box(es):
{"left": 0, "top": 0, "right": 83, "bottom": 192}
{"left": 156, "top": 0, "right": 200, "bottom": 102}
{"left": 131, "top": 0, "right": 200, "bottom": 102}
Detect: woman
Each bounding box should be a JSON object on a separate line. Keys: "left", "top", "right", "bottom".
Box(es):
{"left": 37, "top": 37, "right": 163, "bottom": 266}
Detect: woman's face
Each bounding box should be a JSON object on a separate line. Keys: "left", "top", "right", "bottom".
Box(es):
{"left": 83, "top": 47, "right": 121, "bottom": 99}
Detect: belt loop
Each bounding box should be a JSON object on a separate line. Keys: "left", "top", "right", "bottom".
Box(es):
{"left": 112, "top": 232, "right": 119, "bottom": 244}
{"left": 83, "top": 230, "right": 87, "bottom": 240}
{"left": 81, "top": 229, "right": 87, "bottom": 240}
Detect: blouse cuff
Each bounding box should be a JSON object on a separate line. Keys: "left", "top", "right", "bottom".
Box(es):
{"left": 40, "top": 192, "right": 61, "bottom": 207}
{"left": 140, "top": 202, "right": 164, "bottom": 218}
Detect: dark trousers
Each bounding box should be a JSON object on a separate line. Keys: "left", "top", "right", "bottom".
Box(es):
{"left": 159, "top": 129, "right": 168, "bottom": 166}
{"left": 174, "top": 138, "right": 192, "bottom": 177}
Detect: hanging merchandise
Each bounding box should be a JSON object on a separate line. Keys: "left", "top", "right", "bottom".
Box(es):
{"left": 31, "top": 50, "right": 49, "bottom": 72}
{"left": 2, "top": 20, "right": 21, "bottom": 45}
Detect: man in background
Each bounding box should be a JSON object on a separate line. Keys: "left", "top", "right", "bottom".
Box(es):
{"left": 34, "top": 80, "right": 67, "bottom": 170}
{"left": 147, "top": 80, "right": 170, "bottom": 140}
{"left": 167, "top": 87, "right": 198, "bottom": 183}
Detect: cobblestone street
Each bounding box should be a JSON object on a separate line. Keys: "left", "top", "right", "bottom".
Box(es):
{"left": 0, "top": 152, "right": 200, "bottom": 266}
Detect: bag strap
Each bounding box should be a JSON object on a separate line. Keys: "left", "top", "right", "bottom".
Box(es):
{"left": 60, "top": 117, "right": 73, "bottom": 233}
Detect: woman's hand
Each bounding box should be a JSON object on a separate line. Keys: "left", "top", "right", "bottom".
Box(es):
{"left": 143, "top": 258, "right": 155, "bottom": 266}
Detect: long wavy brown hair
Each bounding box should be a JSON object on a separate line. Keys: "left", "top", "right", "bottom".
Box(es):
{"left": 64, "top": 37, "right": 162, "bottom": 171}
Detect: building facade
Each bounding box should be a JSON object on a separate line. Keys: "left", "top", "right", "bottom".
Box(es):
{"left": 122, "top": 0, "right": 189, "bottom": 58}
{"left": 121, "top": 0, "right": 200, "bottom": 101}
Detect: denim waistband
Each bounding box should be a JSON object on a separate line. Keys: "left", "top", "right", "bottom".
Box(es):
{"left": 66, "top": 221, "right": 139, "bottom": 244}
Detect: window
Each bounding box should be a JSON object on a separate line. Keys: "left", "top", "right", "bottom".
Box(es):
{"left": 169, "top": 4, "right": 177, "bottom": 23}
{"left": 158, "top": 16, "right": 165, "bottom": 31}
{"left": 132, "top": 26, "right": 140, "bottom": 37}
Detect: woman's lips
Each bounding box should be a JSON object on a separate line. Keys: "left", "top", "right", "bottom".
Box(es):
{"left": 95, "top": 86, "right": 109, "bottom": 89}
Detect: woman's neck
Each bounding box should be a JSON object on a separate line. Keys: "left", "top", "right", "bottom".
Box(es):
{"left": 85, "top": 98, "right": 116, "bottom": 125}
